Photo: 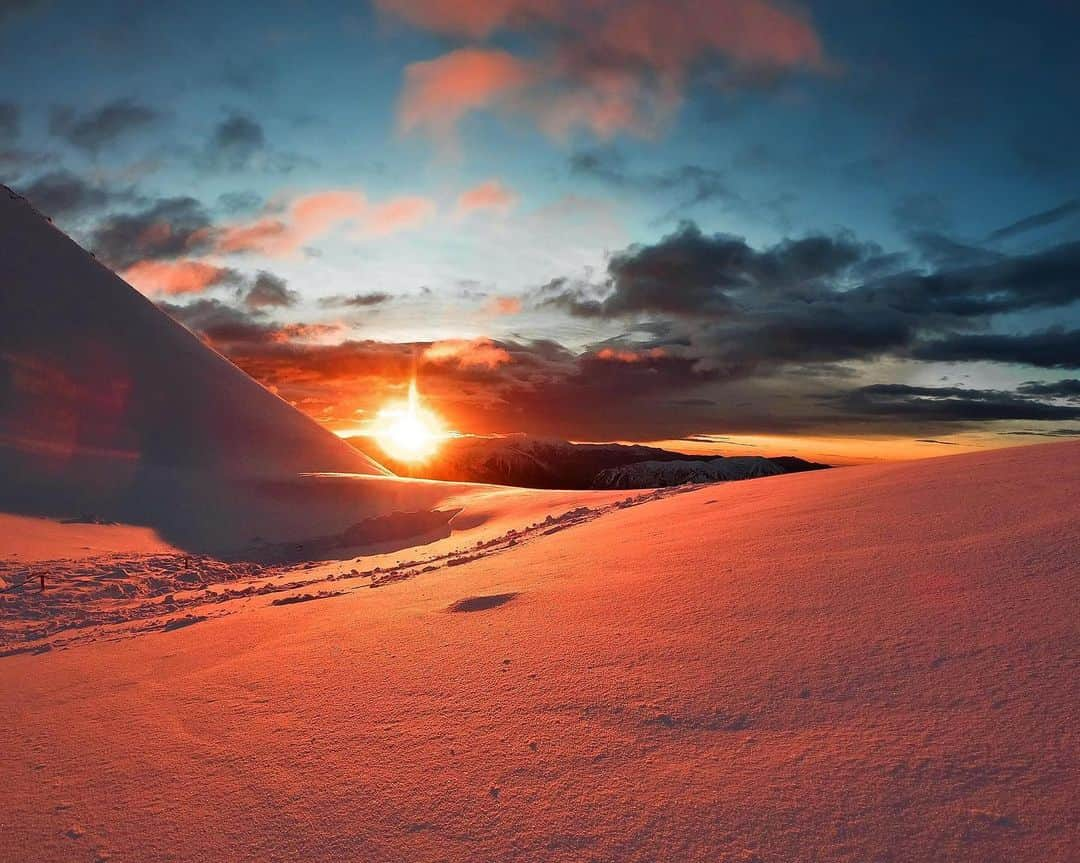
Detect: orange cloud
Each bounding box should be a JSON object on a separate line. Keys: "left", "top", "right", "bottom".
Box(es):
{"left": 398, "top": 48, "right": 532, "bottom": 145}
{"left": 456, "top": 179, "right": 517, "bottom": 215}
{"left": 487, "top": 296, "right": 523, "bottom": 315}
{"left": 386, "top": 0, "right": 826, "bottom": 142}
{"left": 423, "top": 338, "right": 512, "bottom": 369}
{"left": 218, "top": 189, "right": 433, "bottom": 256}
{"left": 123, "top": 259, "right": 236, "bottom": 295}
{"left": 596, "top": 347, "right": 667, "bottom": 363}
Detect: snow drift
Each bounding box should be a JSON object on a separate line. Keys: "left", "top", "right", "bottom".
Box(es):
{"left": 1, "top": 440, "right": 1076, "bottom": 861}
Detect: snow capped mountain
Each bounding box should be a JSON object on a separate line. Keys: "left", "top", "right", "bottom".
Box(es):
{"left": 361, "top": 434, "right": 827, "bottom": 489}
{"left": 593, "top": 456, "right": 786, "bottom": 488}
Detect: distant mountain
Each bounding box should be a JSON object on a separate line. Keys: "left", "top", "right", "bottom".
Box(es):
{"left": 594, "top": 456, "right": 785, "bottom": 488}
{"left": 350, "top": 434, "right": 828, "bottom": 489}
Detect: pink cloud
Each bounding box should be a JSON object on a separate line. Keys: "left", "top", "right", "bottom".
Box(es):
{"left": 385, "top": 0, "right": 826, "bottom": 142}
{"left": 398, "top": 48, "right": 532, "bottom": 145}
{"left": 423, "top": 338, "right": 513, "bottom": 369}
{"left": 122, "top": 260, "right": 235, "bottom": 296}
{"left": 456, "top": 179, "right": 517, "bottom": 215}
{"left": 218, "top": 189, "right": 433, "bottom": 256}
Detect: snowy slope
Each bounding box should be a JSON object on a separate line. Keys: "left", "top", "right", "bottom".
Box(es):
{"left": 1, "top": 440, "right": 1076, "bottom": 862}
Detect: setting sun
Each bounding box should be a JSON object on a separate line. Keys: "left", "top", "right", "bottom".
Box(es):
{"left": 372, "top": 380, "right": 445, "bottom": 462}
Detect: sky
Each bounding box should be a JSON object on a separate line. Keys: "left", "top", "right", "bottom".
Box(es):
{"left": 3, "top": 0, "right": 1079, "bottom": 462}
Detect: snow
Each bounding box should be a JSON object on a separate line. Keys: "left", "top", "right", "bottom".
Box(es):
{"left": 2, "top": 440, "right": 1077, "bottom": 861}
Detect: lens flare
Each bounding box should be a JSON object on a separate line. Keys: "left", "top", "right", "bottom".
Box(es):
{"left": 372, "top": 380, "right": 444, "bottom": 462}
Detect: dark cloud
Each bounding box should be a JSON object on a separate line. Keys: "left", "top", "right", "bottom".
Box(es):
{"left": 160, "top": 298, "right": 279, "bottom": 345}
{"left": 1000, "top": 428, "right": 1080, "bottom": 437}
{"left": 987, "top": 199, "right": 1080, "bottom": 243}
{"left": 543, "top": 225, "right": 1080, "bottom": 378}
{"left": 205, "top": 113, "right": 265, "bottom": 170}
{"left": 18, "top": 170, "right": 120, "bottom": 217}
{"left": 160, "top": 298, "right": 336, "bottom": 346}
{"left": 91, "top": 197, "right": 215, "bottom": 270}
{"left": 912, "top": 329, "right": 1080, "bottom": 369}
{"left": 828, "top": 384, "right": 1080, "bottom": 423}
{"left": 49, "top": 99, "right": 159, "bottom": 153}
{"left": 243, "top": 271, "right": 298, "bottom": 309}
{"left": 318, "top": 292, "right": 392, "bottom": 308}
{"left": 1016, "top": 379, "right": 1080, "bottom": 398}
{"left": 544, "top": 222, "right": 872, "bottom": 319}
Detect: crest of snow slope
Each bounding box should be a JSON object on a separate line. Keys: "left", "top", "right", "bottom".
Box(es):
{"left": 0, "top": 186, "right": 629, "bottom": 554}
{"left": 0, "top": 186, "right": 388, "bottom": 483}
{"left": 594, "top": 455, "right": 785, "bottom": 488}
{"left": 0, "top": 440, "right": 1075, "bottom": 861}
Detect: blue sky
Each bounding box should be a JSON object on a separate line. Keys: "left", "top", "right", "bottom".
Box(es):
{"left": 3, "top": 0, "right": 1079, "bottom": 458}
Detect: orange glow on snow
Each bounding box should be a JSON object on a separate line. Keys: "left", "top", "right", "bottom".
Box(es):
{"left": 372, "top": 380, "right": 445, "bottom": 462}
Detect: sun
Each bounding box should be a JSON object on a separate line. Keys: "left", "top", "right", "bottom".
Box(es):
{"left": 372, "top": 380, "right": 445, "bottom": 463}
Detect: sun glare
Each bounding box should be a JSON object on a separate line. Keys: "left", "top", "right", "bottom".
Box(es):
{"left": 372, "top": 380, "right": 445, "bottom": 462}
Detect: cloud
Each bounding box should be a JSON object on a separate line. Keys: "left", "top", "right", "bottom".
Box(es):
{"left": 1016, "top": 379, "right": 1080, "bottom": 399}
{"left": 456, "top": 179, "right": 516, "bottom": 215}
{"left": 541, "top": 224, "right": 1080, "bottom": 374}
{"left": 398, "top": 48, "right": 531, "bottom": 147}
{"left": 205, "top": 113, "right": 266, "bottom": 169}
{"left": 187, "top": 331, "right": 715, "bottom": 439}
{"left": 988, "top": 199, "right": 1080, "bottom": 243}
{"left": 18, "top": 170, "right": 120, "bottom": 217}
{"left": 829, "top": 384, "right": 1080, "bottom": 423}
{"left": 49, "top": 99, "right": 159, "bottom": 153}
{"left": 1000, "top": 428, "right": 1080, "bottom": 438}
{"left": 243, "top": 271, "right": 298, "bottom": 308}
{"left": 543, "top": 221, "right": 871, "bottom": 319}
{"left": 570, "top": 148, "right": 734, "bottom": 216}
{"left": 385, "top": 0, "right": 826, "bottom": 144}
{"left": 218, "top": 189, "right": 434, "bottom": 256}
{"left": 423, "top": 338, "right": 512, "bottom": 369}
{"left": 160, "top": 298, "right": 339, "bottom": 346}
{"left": 912, "top": 329, "right": 1080, "bottom": 369}
{"left": 218, "top": 190, "right": 366, "bottom": 255}
{"left": 91, "top": 197, "right": 215, "bottom": 269}
{"left": 123, "top": 260, "right": 241, "bottom": 296}
{"left": 595, "top": 347, "right": 667, "bottom": 363}
{"left": 319, "top": 292, "right": 392, "bottom": 308}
